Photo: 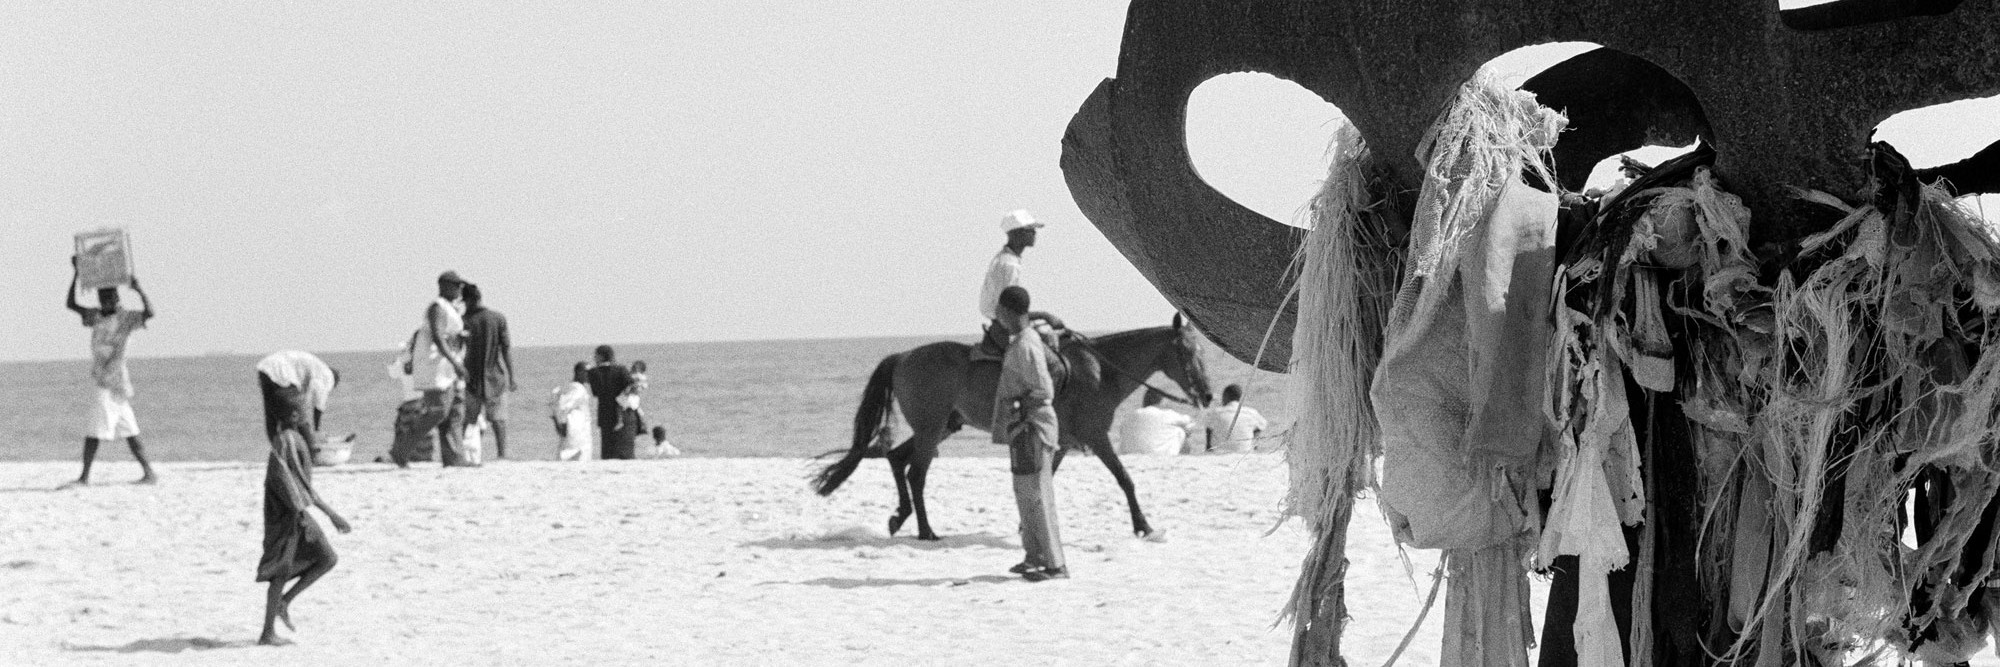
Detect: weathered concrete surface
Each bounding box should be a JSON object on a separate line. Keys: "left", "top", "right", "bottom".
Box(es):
{"left": 1062, "top": 0, "right": 2000, "bottom": 367}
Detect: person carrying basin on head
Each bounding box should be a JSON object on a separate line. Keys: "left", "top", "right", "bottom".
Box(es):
{"left": 61, "top": 257, "right": 159, "bottom": 488}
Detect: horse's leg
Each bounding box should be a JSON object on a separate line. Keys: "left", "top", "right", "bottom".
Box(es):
{"left": 886, "top": 440, "right": 915, "bottom": 536}
{"left": 1050, "top": 447, "right": 1068, "bottom": 475}
{"left": 907, "top": 443, "right": 943, "bottom": 541}
{"left": 1089, "top": 436, "right": 1156, "bottom": 538}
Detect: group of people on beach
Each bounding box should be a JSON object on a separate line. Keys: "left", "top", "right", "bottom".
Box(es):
{"left": 61, "top": 258, "right": 353, "bottom": 644}
{"left": 1116, "top": 383, "right": 1269, "bottom": 457}
{"left": 55, "top": 261, "right": 689, "bottom": 644}
{"left": 384, "top": 271, "right": 515, "bottom": 467}
{"left": 547, "top": 344, "right": 678, "bottom": 461}
{"left": 48, "top": 206, "right": 1242, "bottom": 645}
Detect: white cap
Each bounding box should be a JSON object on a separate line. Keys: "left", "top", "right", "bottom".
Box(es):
{"left": 1000, "top": 209, "right": 1043, "bottom": 232}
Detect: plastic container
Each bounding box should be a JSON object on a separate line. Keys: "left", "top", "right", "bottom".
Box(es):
{"left": 74, "top": 228, "right": 134, "bottom": 290}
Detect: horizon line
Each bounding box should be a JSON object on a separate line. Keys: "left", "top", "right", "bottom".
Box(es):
{"left": 0, "top": 330, "right": 985, "bottom": 365}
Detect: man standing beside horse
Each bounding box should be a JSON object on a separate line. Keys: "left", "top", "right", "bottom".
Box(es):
{"left": 994, "top": 286, "right": 1068, "bottom": 581}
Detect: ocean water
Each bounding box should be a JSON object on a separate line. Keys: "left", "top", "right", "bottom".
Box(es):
{"left": 0, "top": 334, "right": 1285, "bottom": 463}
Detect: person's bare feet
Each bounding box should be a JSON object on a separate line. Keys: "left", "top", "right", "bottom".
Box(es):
{"left": 56, "top": 479, "right": 88, "bottom": 490}
{"left": 135, "top": 475, "right": 158, "bottom": 485}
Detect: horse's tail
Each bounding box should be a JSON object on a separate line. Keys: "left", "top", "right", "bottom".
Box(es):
{"left": 812, "top": 353, "right": 900, "bottom": 496}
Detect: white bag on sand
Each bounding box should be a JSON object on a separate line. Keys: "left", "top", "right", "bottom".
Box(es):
{"left": 463, "top": 416, "right": 485, "bottom": 465}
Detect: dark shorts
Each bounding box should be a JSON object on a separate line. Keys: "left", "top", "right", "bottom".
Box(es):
{"left": 466, "top": 390, "right": 509, "bottom": 424}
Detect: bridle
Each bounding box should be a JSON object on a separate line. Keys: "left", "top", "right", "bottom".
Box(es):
{"left": 1069, "top": 328, "right": 1205, "bottom": 407}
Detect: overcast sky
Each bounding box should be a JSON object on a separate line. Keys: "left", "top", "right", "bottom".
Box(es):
{"left": 4, "top": 4, "right": 1993, "bottom": 362}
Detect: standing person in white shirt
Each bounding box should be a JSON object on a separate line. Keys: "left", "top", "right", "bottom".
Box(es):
{"left": 1201, "top": 384, "right": 1269, "bottom": 453}
{"left": 1118, "top": 389, "right": 1194, "bottom": 456}
{"left": 415, "top": 271, "right": 472, "bottom": 466}
{"left": 976, "top": 210, "right": 1044, "bottom": 359}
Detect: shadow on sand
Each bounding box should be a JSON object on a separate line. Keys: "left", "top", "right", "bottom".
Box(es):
{"left": 771, "top": 574, "right": 1018, "bottom": 589}
{"left": 740, "top": 532, "right": 1017, "bottom": 552}
{"left": 65, "top": 637, "right": 256, "bottom": 653}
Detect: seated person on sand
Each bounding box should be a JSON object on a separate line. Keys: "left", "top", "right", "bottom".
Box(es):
{"left": 1117, "top": 389, "right": 1194, "bottom": 456}
{"left": 253, "top": 350, "right": 353, "bottom": 646}
{"left": 1200, "top": 384, "right": 1268, "bottom": 453}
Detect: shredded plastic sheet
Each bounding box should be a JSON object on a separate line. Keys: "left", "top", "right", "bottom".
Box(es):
{"left": 1283, "top": 83, "right": 2000, "bottom": 664}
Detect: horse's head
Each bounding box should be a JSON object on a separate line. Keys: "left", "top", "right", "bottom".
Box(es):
{"left": 1164, "top": 313, "right": 1213, "bottom": 408}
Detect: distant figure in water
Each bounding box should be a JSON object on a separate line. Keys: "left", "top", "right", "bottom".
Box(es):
{"left": 586, "top": 345, "right": 636, "bottom": 459}
{"left": 549, "top": 362, "right": 593, "bottom": 461}
{"left": 61, "top": 257, "right": 159, "bottom": 487}
{"left": 253, "top": 350, "right": 352, "bottom": 646}
{"left": 1200, "top": 384, "right": 1268, "bottom": 453}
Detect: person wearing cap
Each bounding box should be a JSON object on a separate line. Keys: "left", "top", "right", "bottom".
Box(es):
{"left": 976, "top": 210, "right": 1044, "bottom": 359}
{"left": 398, "top": 271, "right": 471, "bottom": 467}
{"left": 993, "top": 285, "right": 1067, "bottom": 581}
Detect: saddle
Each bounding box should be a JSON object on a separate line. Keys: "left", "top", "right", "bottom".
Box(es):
{"left": 970, "top": 312, "right": 1071, "bottom": 394}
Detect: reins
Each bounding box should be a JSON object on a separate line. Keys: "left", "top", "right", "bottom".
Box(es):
{"left": 1067, "top": 331, "right": 1201, "bottom": 407}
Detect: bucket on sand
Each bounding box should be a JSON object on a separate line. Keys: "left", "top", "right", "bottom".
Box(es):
{"left": 313, "top": 434, "right": 356, "bottom": 467}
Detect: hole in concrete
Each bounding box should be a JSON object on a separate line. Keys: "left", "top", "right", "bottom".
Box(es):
{"left": 1582, "top": 143, "right": 1702, "bottom": 194}
{"left": 1779, "top": 0, "right": 1961, "bottom": 30}
{"left": 1184, "top": 72, "right": 1346, "bottom": 228}
{"left": 1875, "top": 94, "right": 2000, "bottom": 216}
{"left": 1516, "top": 45, "right": 1712, "bottom": 193}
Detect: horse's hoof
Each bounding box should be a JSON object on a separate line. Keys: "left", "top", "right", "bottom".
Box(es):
{"left": 918, "top": 532, "right": 941, "bottom": 542}
{"left": 888, "top": 515, "right": 907, "bottom": 536}
{"left": 1139, "top": 529, "right": 1168, "bottom": 543}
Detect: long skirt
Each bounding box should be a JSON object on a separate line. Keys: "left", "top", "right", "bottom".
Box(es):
{"left": 258, "top": 425, "right": 334, "bottom": 582}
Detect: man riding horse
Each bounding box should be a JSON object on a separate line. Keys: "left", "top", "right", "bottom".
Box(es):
{"left": 975, "top": 209, "right": 1064, "bottom": 362}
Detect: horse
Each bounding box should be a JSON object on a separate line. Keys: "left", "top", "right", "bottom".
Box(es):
{"left": 812, "top": 315, "right": 1212, "bottom": 541}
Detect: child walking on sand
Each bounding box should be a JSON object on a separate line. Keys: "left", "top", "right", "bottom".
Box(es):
{"left": 254, "top": 350, "right": 353, "bottom": 645}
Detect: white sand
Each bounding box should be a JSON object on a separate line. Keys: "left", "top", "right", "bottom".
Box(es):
{"left": 1, "top": 453, "right": 1520, "bottom": 665}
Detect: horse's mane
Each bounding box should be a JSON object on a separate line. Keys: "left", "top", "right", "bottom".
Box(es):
{"left": 1083, "top": 325, "right": 1172, "bottom": 346}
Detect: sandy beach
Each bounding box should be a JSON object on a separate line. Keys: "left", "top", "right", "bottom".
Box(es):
{"left": 2, "top": 452, "right": 1530, "bottom": 665}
